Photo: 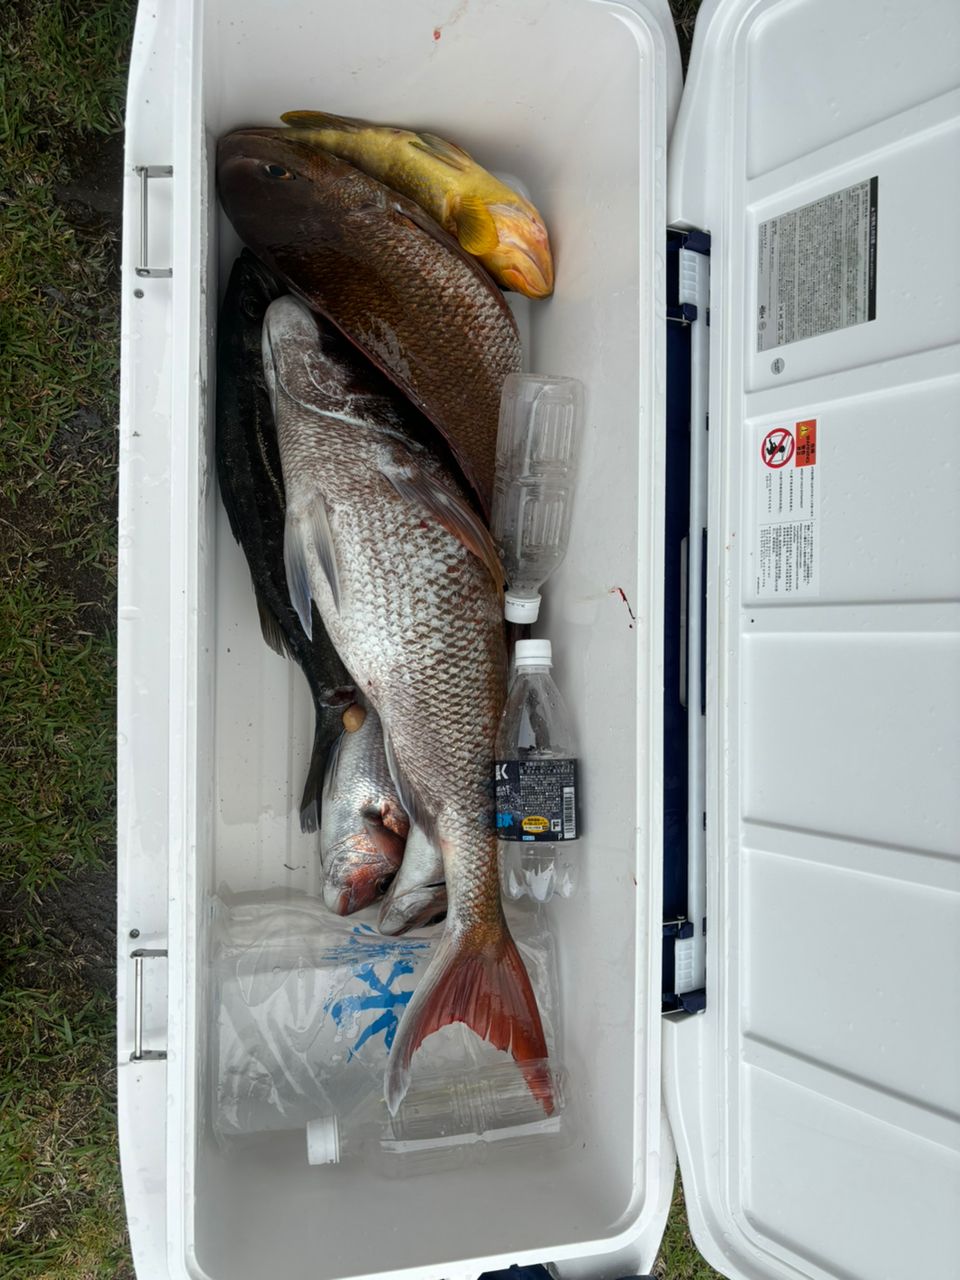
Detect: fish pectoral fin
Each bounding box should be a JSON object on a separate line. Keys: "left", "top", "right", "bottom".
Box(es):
{"left": 321, "top": 729, "right": 345, "bottom": 801}
{"left": 284, "top": 494, "right": 340, "bottom": 636}
{"left": 382, "top": 464, "right": 505, "bottom": 598}
{"left": 361, "top": 816, "right": 407, "bottom": 869}
{"left": 381, "top": 729, "right": 436, "bottom": 848}
{"left": 410, "top": 131, "right": 472, "bottom": 170}
{"left": 255, "top": 590, "right": 291, "bottom": 658}
{"left": 280, "top": 109, "right": 366, "bottom": 132}
{"left": 450, "top": 195, "right": 499, "bottom": 256}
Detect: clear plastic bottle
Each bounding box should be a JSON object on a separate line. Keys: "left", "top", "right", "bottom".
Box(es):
{"left": 305, "top": 1059, "right": 565, "bottom": 1174}
{"left": 495, "top": 640, "right": 580, "bottom": 902}
{"left": 491, "top": 373, "right": 584, "bottom": 624}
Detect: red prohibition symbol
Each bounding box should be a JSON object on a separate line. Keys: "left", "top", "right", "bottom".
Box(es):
{"left": 761, "top": 426, "right": 795, "bottom": 468}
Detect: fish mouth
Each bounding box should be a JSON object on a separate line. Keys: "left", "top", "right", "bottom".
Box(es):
{"left": 497, "top": 247, "right": 554, "bottom": 298}
{"left": 484, "top": 205, "right": 554, "bottom": 298}
{"left": 261, "top": 295, "right": 322, "bottom": 411}
{"left": 323, "top": 862, "right": 400, "bottom": 915}
{"left": 322, "top": 818, "right": 406, "bottom": 914}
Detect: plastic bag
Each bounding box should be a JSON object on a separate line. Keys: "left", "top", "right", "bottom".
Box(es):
{"left": 211, "top": 889, "right": 560, "bottom": 1143}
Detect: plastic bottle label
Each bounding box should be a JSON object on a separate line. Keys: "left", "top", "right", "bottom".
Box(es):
{"left": 494, "top": 759, "right": 579, "bottom": 842}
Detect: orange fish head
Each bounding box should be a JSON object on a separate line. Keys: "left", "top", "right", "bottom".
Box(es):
{"left": 484, "top": 204, "right": 555, "bottom": 299}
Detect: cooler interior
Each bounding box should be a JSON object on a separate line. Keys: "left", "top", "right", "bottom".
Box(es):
{"left": 181, "top": 2, "right": 668, "bottom": 1277}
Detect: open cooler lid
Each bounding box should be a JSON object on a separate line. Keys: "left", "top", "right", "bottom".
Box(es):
{"left": 663, "top": 1, "right": 960, "bottom": 1278}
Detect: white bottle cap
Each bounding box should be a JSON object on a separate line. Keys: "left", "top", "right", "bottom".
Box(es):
{"left": 504, "top": 592, "right": 542, "bottom": 623}
{"left": 306, "top": 1114, "right": 340, "bottom": 1165}
{"left": 515, "top": 639, "right": 553, "bottom": 667}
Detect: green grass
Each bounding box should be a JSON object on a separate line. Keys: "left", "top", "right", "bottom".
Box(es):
{"left": 1, "top": 0, "right": 128, "bottom": 900}
{"left": 0, "top": 0, "right": 128, "bottom": 568}
{"left": 0, "top": 929, "right": 132, "bottom": 1280}
{"left": 0, "top": 578, "right": 116, "bottom": 899}
{"left": 1, "top": 2, "right": 135, "bottom": 1276}
{"left": 0, "top": 0, "right": 717, "bottom": 1276}
{"left": 655, "top": 1178, "right": 724, "bottom": 1280}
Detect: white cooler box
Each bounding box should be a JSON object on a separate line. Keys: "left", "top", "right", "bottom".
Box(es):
{"left": 116, "top": 1, "right": 960, "bottom": 1278}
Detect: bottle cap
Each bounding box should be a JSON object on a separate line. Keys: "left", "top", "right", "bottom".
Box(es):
{"left": 306, "top": 1114, "right": 340, "bottom": 1165}
{"left": 504, "top": 592, "right": 542, "bottom": 623}
{"left": 515, "top": 639, "right": 553, "bottom": 667}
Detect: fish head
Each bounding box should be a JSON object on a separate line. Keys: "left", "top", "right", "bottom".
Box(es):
{"left": 218, "top": 128, "right": 387, "bottom": 252}
{"left": 321, "top": 812, "right": 407, "bottom": 915}
{"left": 261, "top": 294, "right": 321, "bottom": 413}
{"left": 377, "top": 880, "right": 448, "bottom": 935}
{"left": 262, "top": 292, "right": 414, "bottom": 433}
{"left": 484, "top": 202, "right": 555, "bottom": 299}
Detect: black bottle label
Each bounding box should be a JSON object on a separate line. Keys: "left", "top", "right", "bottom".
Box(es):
{"left": 494, "top": 758, "right": 579, "bottom": 842}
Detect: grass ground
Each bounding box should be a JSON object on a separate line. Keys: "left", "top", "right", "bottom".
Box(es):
{"left": 1, "top": 2, "right": 136, "bottom": 1276}
{"left": 0, "top": 2, "right": 715, "bottom": 1276}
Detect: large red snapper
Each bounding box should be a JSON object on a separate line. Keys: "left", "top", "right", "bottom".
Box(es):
{"left": 262, "top": 296, "right": 551, "bottom": 1115}
{"left": 217, "top": 128, "right": 522, "bottom": 517}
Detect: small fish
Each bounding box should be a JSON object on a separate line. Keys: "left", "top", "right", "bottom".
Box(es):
{"left": 280, "top": 110, "right": 554, "bottom": 299}
{"left": 215, "top": 250, "right": 354, "bottom": 832}
{"left": 378, "top": 824, "right": 447, "bottom": 936}
{"left": 218, "top": 128, "right": 522, "bottom": 516}
{"left": 262, "top": 296, "right": 551, "bottom": 1116}
{"left": 320, "top": 700, "right": 408, "bottom": 914}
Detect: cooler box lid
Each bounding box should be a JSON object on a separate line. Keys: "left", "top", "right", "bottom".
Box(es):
{"left": 664, "top": 1, "right": 960, "bottom": 1277}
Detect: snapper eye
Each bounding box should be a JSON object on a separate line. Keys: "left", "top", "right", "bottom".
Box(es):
{"left": 262, "top": 163, "right": 294, "bottom": 180}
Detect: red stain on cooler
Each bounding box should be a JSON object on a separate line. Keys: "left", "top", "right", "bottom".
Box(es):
{"left": 610, "top": 586, "right": 636, "bottom": 629}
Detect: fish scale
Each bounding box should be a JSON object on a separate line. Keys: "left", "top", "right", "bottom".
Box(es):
{"left": 263, "top": 297, "right": 551, "bottom": 1116}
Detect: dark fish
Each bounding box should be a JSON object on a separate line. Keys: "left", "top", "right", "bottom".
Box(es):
{"left": 217, "top": 129, "right": 524, "bottom": 517}
{"left": 215, "top": 250, "right": 354, "bottom": 832}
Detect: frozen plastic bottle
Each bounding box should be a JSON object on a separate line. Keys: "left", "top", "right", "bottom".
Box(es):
{"left": 305, "top": 1060, "right": 565, "bottom": 1173}
{"left": 494, "top": 640, "right": 580, "bottom": 902}
{"left": 490, "top": 373, "right": 584, "bottom": 625}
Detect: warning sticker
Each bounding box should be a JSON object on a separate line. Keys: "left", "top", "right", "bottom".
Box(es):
{"left": 756, "top": 177, "right": 878, "bottom": 352}
{"left": 754, "top": 419, "right": 821, "bottom": 599}
{"left": 795, "top": 419, "right": 817, "bottom": 467}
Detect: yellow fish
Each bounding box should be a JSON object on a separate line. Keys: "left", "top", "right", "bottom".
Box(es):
{"left": 280, "top": 110, "right": 554, "bottom": 299}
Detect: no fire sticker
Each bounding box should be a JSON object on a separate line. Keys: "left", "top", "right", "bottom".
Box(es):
{"left": 753, "top": 418, "right": 821, "bottom": 599}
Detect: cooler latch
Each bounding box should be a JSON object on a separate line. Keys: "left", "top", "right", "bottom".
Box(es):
{"left": 662, "top": 227, "right": 710, "bottom": 1016}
